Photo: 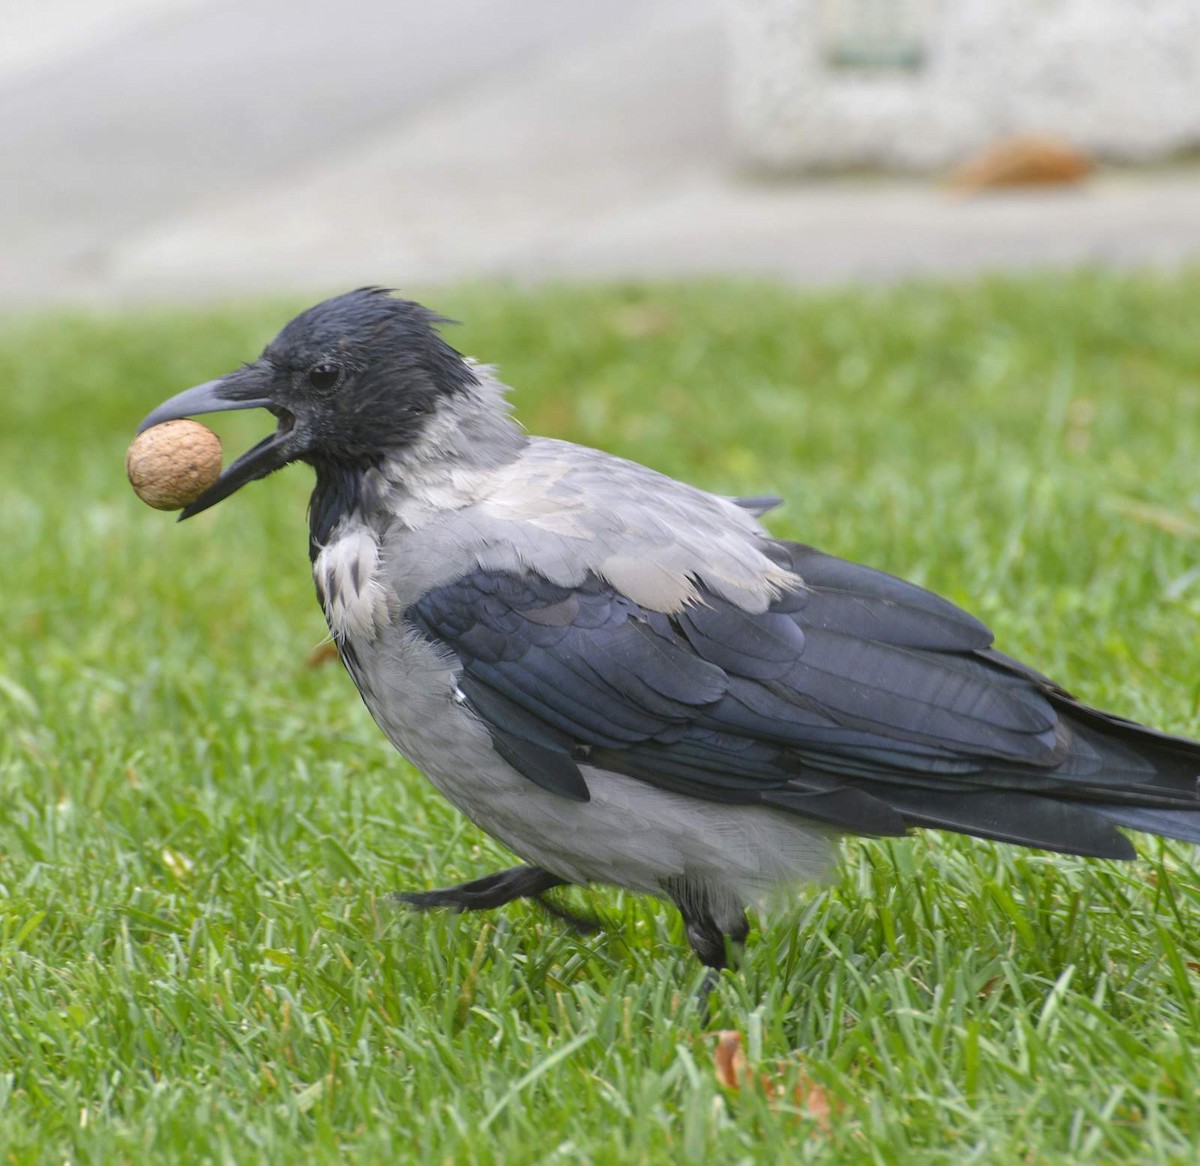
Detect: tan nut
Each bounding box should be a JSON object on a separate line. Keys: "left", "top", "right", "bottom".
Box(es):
{"left": 126, "top": 419, "right": 223, "bottom": 511}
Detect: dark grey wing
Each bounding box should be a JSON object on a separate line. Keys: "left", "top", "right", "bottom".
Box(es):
{"left": 409, "top": 573, "right": 726, "bottom": 802}
{"left": 408, "top": 542, "right": 1200, "bottom": 858}
{"left": 409, "top": 569, "right": 905, "bottom": 835}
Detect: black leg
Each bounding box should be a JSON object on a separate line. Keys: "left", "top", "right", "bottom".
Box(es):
{"left": 668, "top": 883, "right": 749, "bottom": 971}
{"left": 666, "top": 880, "right": 750, "bottom": 1017}
{"left": 396, "top": 864, "right": 568, "bottom": 913}
{"left": 682, "top": 910, "right": 732, "bottom": 970}
{"left": 397, "top": 864, "right": 600, "bottom": 934}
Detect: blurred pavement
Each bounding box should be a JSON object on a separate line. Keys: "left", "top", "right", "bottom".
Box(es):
{"left": 3, "top": 0, "right": 1200, "bottom": 307}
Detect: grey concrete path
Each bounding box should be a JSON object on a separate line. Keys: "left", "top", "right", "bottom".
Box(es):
{"left": 3, "top": 0, "right": 1199, "bottom": 308}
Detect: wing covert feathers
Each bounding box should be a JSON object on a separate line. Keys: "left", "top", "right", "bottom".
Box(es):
{"left": 407, "top": 540, "right": 1200, "bottom": 858}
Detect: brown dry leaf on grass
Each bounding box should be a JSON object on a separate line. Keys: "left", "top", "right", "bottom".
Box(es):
{"left": 793, "top": 1071, "right": 833, "bottom": 1132}
{"left": 712, "top": 1030, "right": 836, "bottom": 1132}
{"left": 714, "top": 1030, "right": 749, "bottom": 1090}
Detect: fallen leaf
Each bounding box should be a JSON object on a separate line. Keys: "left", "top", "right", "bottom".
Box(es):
{"left": 793, "top": 1070, "right": 833, "bottom": 1133}
{"left": 948, "top": 134, "right": 1091, "bottom": 195}
{"left": 306, "top": 641, "right": 340, "bottom": 668}
{"left": 712, "top": 1032, "right": 840, "bottom": 1133}
{"left": 714, "top": 1030, "right": 748, "bottom": 1090}
{"left": 979, "top": 974, "right": 1003, "bottom": 998}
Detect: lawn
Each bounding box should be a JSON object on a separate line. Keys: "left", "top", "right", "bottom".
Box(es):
{"left": 2, "top": 271, "right": 1200, "bottom": 1164}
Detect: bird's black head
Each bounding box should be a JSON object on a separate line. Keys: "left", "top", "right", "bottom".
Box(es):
{"left": 137, "top": 288, "right": 479, "bottom": 518}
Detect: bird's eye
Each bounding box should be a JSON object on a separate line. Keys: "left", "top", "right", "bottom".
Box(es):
{"left": 308, "top": 362, "right": 341, "bottom": 392}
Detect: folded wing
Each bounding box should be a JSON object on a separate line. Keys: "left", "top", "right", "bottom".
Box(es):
{"left": 408, "top": 542, "right": 1200, "bottom": 859}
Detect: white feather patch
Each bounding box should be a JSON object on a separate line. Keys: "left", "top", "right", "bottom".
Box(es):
{"left": 313, "top": 526, "right": 389, "bottom": 641}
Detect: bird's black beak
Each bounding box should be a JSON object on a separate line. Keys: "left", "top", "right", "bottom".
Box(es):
{"left": 137, "top": 367, "right": 295, "bottom": 520}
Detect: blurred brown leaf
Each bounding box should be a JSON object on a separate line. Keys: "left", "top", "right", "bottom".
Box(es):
{"left": 948, "top": 134, "right": 1092, "bottom": 195}
{"left": 793, "top": 1070, "right": 833, "bottom": 1133}
{"left": 306, "top": 640, "right": 340, "bottom": 668}
{"left": 711, "top": 1031, "right": 839, "bottom": 1133}
{"left": 714, "top": 1030, "right": 748, "bottom": 1090}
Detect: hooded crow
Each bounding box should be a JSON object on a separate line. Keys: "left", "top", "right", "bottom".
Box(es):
{"left": 138, "top": 288, "right": 1200, "bottom": 973}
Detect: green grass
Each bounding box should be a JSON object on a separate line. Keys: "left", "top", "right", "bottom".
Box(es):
{"left": 3, "top": 271, "right": 1200, "bottom": 1164}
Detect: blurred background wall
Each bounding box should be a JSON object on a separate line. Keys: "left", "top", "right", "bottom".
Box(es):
{"left": 733, "top": 0, "right": 1200, "bottom": 171}
{"left": 2, "top": 0, "right": 1199, "bottom": 307}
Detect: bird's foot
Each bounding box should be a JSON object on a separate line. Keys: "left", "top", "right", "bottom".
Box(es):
{"left": 396, "top": 864, "right": 598, "bottom": 933}
{"left": 665, "top": 879, "right": 750, "bottom": 1021}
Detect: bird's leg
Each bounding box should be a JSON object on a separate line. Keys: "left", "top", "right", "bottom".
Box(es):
{"left": 667, "top": 881, "right": 750, "bottom": 1015}
{"left": 397, "top": 864, "right": 599, "bottom": 933}
{"left": 397, "top": 863, "right": 565, "bottom": 910}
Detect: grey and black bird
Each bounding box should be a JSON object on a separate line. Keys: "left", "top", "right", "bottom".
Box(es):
{"left": 139, "top": 288, "right": 1200, "bottom": 974}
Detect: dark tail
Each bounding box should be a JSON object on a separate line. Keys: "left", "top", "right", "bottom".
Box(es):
{"left": 896, "top": 681, "right": 1200, "bottom": 858}
{"left": 824, "top": 658, "right": 1200, "bottom": 860}
{"left": 1087, "top": 805, "right": 1200, "bottom": 845}
{"left": 1060, "top": 696, "right": 1200, "bottom": 846}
